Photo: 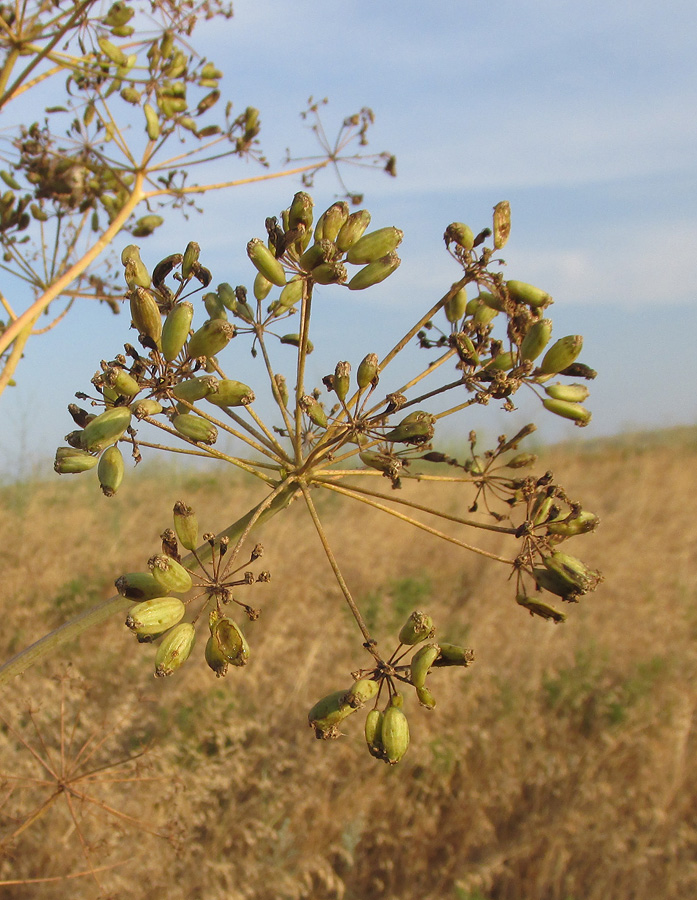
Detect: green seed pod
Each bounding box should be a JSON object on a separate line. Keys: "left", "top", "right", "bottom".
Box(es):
{"left": 104, "top": 366, "right": 140, "bottom": 398}
{"left": 143, "top": 103, "right": 160, "bottom": 140}
{"left": 123, "top": 251, "right": 151, "bottom": 289}
{"left": 162, "top": 301, "right": 194, "bottom": 361}
{"left": 548, "top": 509, "right": 599, "bottom": 537}
{"left": 54, "top": 447, "right": 98, "bottom": 474}
{"left": 333, "top": 361, "right": 351, "bottom": 403}
{"left": 445, "top": 286, "right": 468, "bottom": 323}
{"left": 30, "top": 202, "right": 48, "bottom": 221}
{"left": 203, "top": 291, "right": 227, "bottom": 320}
{"left": 382, "top": 703, "right": 409, "bottom": 765}
{"left": 416, "top": 686, "right": 436, "bottom": 709}
{"left": 280, "top": 334, "right": 314, "bottom": 353}
{"left": 533, "top": 566, "right": 576, "bottom": 599}
{"left": 120, "top": 86, "right": 141, "bottom": 105}
{"left": 247, "top": 238, "right": 286, "bottom": 287}
{"left": 506, "top": 280, "right": 552, "bottom": 308}
{"left": 543, "top": 551, "right": 601, "bottom": 595}
{"left": 129, "top": 287, "right": 162, "bottom": 346}
{"left": 311, "top": 260, "right": 347, "bottom": 285}
{"left": 516, "top": 593, "right": 566, "bottom": 623}
{"left": 288, "top": 191, "right": 314, "bottom": 231}
{"left": 253, "top": 271, "right": 272, "bottom": 302}
{"left": 346, "top": 226, "right": 403, "bottom": 265}
{"left": 131, "top": 398, "right": 163, "bottom": 419}
{"left": 359, "top": 450, "right": 401, "bottom": 476}
{"left": 444, "top": 222, "right": 474, "bottom": 250}
{"left": 125, "top": 597, "right": 185, "bottom": 636}
{"left": 336, "top": 209, "right": 371, "bottom": 252}
{"left": 473, "top": 301, "right": 498, "bottom": 327}
{"left": 98, "top": 445, "right": 125, "bottom": 497}
{"left": 357, "top": 352, "right": 379, "bottom": 389}
{"left": 539, "top": 335, "right": 583, "bottom": 375}
{"left": 149, "top": 554, "right": 193, "bottom": 594}
{"left": 398, "top": 610, "right": 435, "bottom": 646}
{"left": 187, "top": 319, "right": 235, "bottom": 359}
{"left": 347, "top": 252, "right": 400, "bottom": 291}
{"left": 542, "top": 398, "right": 591, "bottom": 426}
{"left": 0, "top": 170, "right": 20, "bottom": 190}
{"left": 308, "top": 689, "right": 356, "bottom": 739}
{"left": 479, "top": 290, "right": 506, "bottom": 312}
{"left": 384, "top": 410, "right": 435, "bottom": 445}
{"left": 155, "top": 622, "right": 196, "bottom": 676}
{"left": 274, "top": 373, "right": 289, "bottom": 408}
{"left": 544, "top": 382, "right": 590, "bottom": 403}
{"left": 300, "top": 395, "right": 328, "bottom": 429}
{"left": 298, "top": 239, "right": 337, "bottom": 272}
{"left": 315, "top": 201, "right": 349, "bottom": 242}
{"left": 172, "top": 375, "right": 217, "bottom": 403}
{"left": 277, "top": 276, "right": 305, "bottom": 309}
{"left": 115, "top": 571, "right": 165, "bottom": 601}
{"left": 493, "top": 201, "right": 511, "bottom": 249}
{"left": 410, "top": 642, "right": 440, "bottom": 689}
{"left": 98, "top": 36, "right": 127, "bottom": 66}
{"left": 437, "top": 643, "right": 475, "bottom": 665}
{"left": 82, "top": 406, "right": 131, "bottom": 452}
{"left": 506, "top": 452, "right": 537, "bottom": 469}
{"left": 214, "top": 282, "right": 236, "bottom": 313}
{"left": 179, "top": 241, "right": 199, "bottom": 280}
{"left": 520, "top": 318, "right": 553, "bottom": 361}
{"left": 364, "top": 709, "right": 384, "bottom": 758}
{"left": 172, "top": 413, "right": 218, "bottom": 444}
{"left": 345, "top": 678, "right": 379, "bottom": 708}
{"left": 206, "top": 615, "right": 249, "bottom": 674}
{"left": 131, "top": 214, "right": 164, "bottom": 237}
{"left": 205, "top": 379, "right": 255, "bottom": 408}
{"left": 173, "top": 500, "right": 198, "bottom": 551}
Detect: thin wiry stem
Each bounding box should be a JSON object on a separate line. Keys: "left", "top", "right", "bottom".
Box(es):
{"left": 299, "top": 482, "right": 373, "bottom": 646}
{"left": 320, "top": 481, "right": 516, "bottom": 565}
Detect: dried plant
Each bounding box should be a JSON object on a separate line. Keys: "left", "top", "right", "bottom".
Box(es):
{"left": 0, "top": 1, "right": 393, "bottom": 395}
{"left": 0, "top": 193, "right": 602, "bottom": 768}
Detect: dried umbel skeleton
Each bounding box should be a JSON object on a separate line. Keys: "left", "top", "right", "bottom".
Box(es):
{"left": 3, "top": 192, "right": 602, "bottom": 764}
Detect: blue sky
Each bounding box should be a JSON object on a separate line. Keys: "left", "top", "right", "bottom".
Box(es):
{"left": 2, "top": 0, "right": 696, "bottom": 477}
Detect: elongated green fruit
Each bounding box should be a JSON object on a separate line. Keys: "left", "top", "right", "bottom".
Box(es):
{"left": 300, "top": 395, "right": 327, "bottom": 429}
{"left": 172, "top": 375, "right": 217, "bottom": 403}
{"left": 357, "top": 352, "right": 378, "bottom": 389}
{"left": 364, "top": 709, "right": 384, "bottom": 758}
{"left": 155, "top": 623, "right": 196, "bottom": 676}
{"left": 516, "top": 594, "right": 566, "bottom": 623}
{"left": 444, "top": 222, "right": 474, "bottom": 250}
{"left": 289, "top": 191, "right": 313, "bottom": 230}
{"left": 98, "top": 445, "right": 125, "bottom": 497}
{"left": 162, "top": 302, "right": 194, "bottom": 361}
{"left": 149, "top": 554, "right": 193, "bottom": 593}
{"left": 205, "top": 379, "right": 255, "bottom": 408}
{"left": 520, "top": 318, "right": 552, "bottom": 361}
{"left": 82, "top": 407, "right": 131, "bottom": 452}
{"left": 247, "top": 238, "right": 286, "bottom": 286}
{"left": 308, "top": 689, "right": 356, "bottom": 738}
{"left": 172, "top": 413, "right": 218, "bottom": 444}
{"left": 173, "top": 500, "right": 198, "bottom": 551}
{"left": 298, "top": 239, "right": 337, "bottom": 272}
{"left": 115, "top": 571, "right": 165, "bottom": 601}
{"left": 144, "top": 103, "right": 160, "bottom": 140}
{"left": 130, "top": 287, "right": 162, "bottom": 346}
{"left": 187, "top": 319, "right": 235, "bottom": 359}
{"left": 253, "top": 272, "right": 272, "bottom": 302}
{"left": 539, "top": 335, "right": 583, "bottom": 375}
{"left": 98, "top": 36, "right": 127, "bottom": 66}
{"left": 548, "top": 509, "right": 599, "bottom": 537}
{"left": 437, "top": 643, "right": 474, "bottom": 665}
{"left": 54, "top": 447, "right": 98, "bottom": 474}
{"left": 399, "top": 610, "right": 434, "bottom": 646}
{"left": 382, "top": 703, "right": 409, "bottom": 765}
{"left": 277, "top": 277, "right": 304, "bottom": 309}
{"left": 315, "top": 201, "right": 349, "bottom": 242}
{"left": 493, "top": 201, "right": 511, "bottom": 249}
{"left": 473, "top": 301, "right": 498, "bottom": 327}
{"left": 0, "top": 170, "right": 20, "bottom": 190}
{"left": 542, "top": 398, "right": 591, "bottom": 426}
{"left": 347, "top": 252, "right": 400, "bottom": 291}
{"left": 131, "top": 398, "right": 163, "bottom": 419}
{"left": 203, "top": 291, "right": 227, "bottom": 320}
{"left": 333, "top": 361, "right": 350, "bottom": 402}
{"left": 384, "top": 411, "right": 435, "bottom": 445}
{"left": 336, "top": 209, "right": 371, "bottom": 252}
{"left": 445, "top": 286, "right": 468, "bottom": 323}
{"left": 346, "top": 227, "right": 403, "bottom": 265}
{"left": 506, "top": 280, "right": 551, "bottom": 308}
{"left": 544, "top": 382, "right": 589, "bottom": 403}
{"left": 104, "top": 367, "right": 140, "bottom": 398}
{"left": 479, "top": 290, "right": 506, "bottom": 312}
{"left": 410, "top": 643, "right": 440, "bottom": 689}
{"left": 345, "top": 678, "right": 379, "bottom": 707}
{"left": 416, "top": 686, "right": 436, "bottom": 709}
{"left": 209, "top": 615, "right": 249, "bottom": 668}
{"left": 280, "top": 334, "right": 314, "bottom": 353}
{"left": 543, "top": 551, "right": 601, "bottom": 594}
{"left": 125, "top": 597, "right": 185, "bottom": 636}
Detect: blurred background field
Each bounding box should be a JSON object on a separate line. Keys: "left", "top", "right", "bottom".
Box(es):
{"left": 1, "top": 427, "right": 696, "bottom": 899}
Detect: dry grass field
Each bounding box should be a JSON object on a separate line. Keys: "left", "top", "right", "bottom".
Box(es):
{"left": 1, "top": 427, "right": 696, "bottom": 900}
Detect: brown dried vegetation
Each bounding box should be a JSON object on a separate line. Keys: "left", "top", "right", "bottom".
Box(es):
{"left": 0, "top": 428, "right": 696, "bottom": 899}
